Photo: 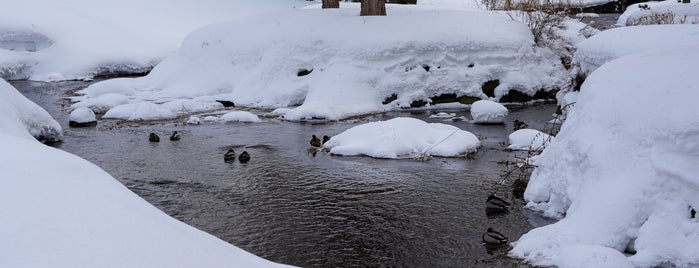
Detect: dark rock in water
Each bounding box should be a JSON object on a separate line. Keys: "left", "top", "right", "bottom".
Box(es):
{"left": 468, "top": 63, "right": 475, "bottom": 68}
{"left": 457, "top": 96, "right": 480, "bottom": 105}
{"left": 239, "top": 151, "right": 250, "bottom": 163}
{"left": 513, "top": 120, "right": 529, "bottom": 131}
{"left": 422, "top": 64, "right": 431, "bottom": 72}
{"left": 170, "top": 131, "right": 180, "bottom": 141}
{"left": 624, "top": 239, "right": 637, "bottom": 255}
{"left": 533, "top": 88, "right": 557, "bottom": 100}
{"left": 69, "top": 120, "right": 97, "bottom": 128}
{"left": 297, "top": 68, "right": 313, "bottom": 77}
{"left": 224, "top": 149, "right": 236, "bottom": 163}
{"left": 383, "top": 93, "right": 398, "bottom": 105}
{"left": 481, "top": 80, "right": 500, "bottom": 98}
{"left": 482, "top": 228, "right": 508, "bottom": 245}
{"left": 410, "top": 99, "right": 427, "bottom": 108}
{"left": 322, "top": 135, "right": 331, "bottom": 144}
{"left": 216, "top": 100, "right": 235, "bottom": 109}
{"left": 430, "top": 93, "right": 480, "bottom": 105}
{"left": 512, "top": 178, "right": 528, "bottom": 198}
{"left": 499, "top": 90, "right": 533, "bottom": 103}
{"left": 310, "top": 135, "right": 321, "bottom": 147}
{"left": 149, "top": 133, "right": 160, "bottom": 142}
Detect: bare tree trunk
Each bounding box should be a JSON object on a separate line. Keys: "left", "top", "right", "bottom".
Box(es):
{"left": 360, "top": 0, "right": 386, "bottom": 16}
{"left": 322, "top": 0, "right": 340, "bottom": 8}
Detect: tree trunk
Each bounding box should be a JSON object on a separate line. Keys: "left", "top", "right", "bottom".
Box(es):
{"left": 360, "top": 0, "right": 386, "bottom": 16}
{"left": 322, "top": 0, "right": 340, "bottom": 8}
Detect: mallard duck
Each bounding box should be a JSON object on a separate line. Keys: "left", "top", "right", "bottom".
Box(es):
{"left": 239, "top": 151, "right": 250, "bottom": 163}
{"left": 486, "top": 193, "right": 511, "bottom": 211}
{"left": 310, "top": 135, "right": 321, "bottom": 147}
{"left": 322, "top": 135, "right": 331, "bottom": 144}
{"left": 170, "top": 131, "right": 180, "bottom": 141}
{"left": 149, "top": 133, "right": 160, "bottom": 142}
{"left": 224, "top": 149, "right": 236, "bottom": 162}
{"left": 216, "top": 100, "right": 235, "bottom": 109}
{"left": 482, "top": 228, "right": 508, "bottom": 245}
{"left": 513, "top": 120, "right": 529, "bottom": 131}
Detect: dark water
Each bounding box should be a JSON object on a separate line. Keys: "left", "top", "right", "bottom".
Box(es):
{"left": 15, "top": 80, "right": 556, "bottom": 267}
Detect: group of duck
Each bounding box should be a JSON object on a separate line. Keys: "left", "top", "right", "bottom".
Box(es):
{"left": 148, "top": 131, "right": 250, "bottom": 163}
{"left": 482, "top": 194, "right": 511, "bottom": 246}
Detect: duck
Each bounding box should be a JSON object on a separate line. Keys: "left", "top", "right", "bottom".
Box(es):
{"left": 486, "top": 193, "right": 511, "bottom": 211}
{"left": 482, "top": 228, "right": 508, "bottom": 245}
{"left": 149, "top": 133, "right": 160, "bottom": 142}
{"left": 691, "top": 207, "right": 696, "bottom": 219}
{"left": 310, "top": 135, "right": 321, "bottom": 147}
{"left": 239, "top": 151, "right": 250, "bottom": 163}
{"left": 513, "top": 120, "right": 529, "bottom": 131}
{"left": 170, "top": 131, "right": 180, "bottom": 141}
{"left": 322, "top": 135, "right": 331, "bottom": 144}
{"left": 216, "top": 100, "right": 235, "bottom": 109}
{"left": 512, "top": 178, "right": 527, "bottom": 198}
{"left": 224, "top": 149, "right": 236, "bottom": 162}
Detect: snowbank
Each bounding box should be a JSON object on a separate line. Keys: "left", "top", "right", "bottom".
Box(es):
{"left": 76, "top": 4, "right": 567, "bottom": 121}
{"left": 617, "top": 0, "right": 699, "bottom": 26}
{"left": 220, "top": 111, "right": 262, "bottom": 123}
{"left": 324, "top": 117, "right": 480, "bottom": 158}
{"left": 471, "top": 100, "right": 508, "bottom": 124}
{"left": 573, "top": 24, "right": 699, "bottom": 74}
{"left": 0, "top": 0, "right": 312, "bottom": 81}
{"left": 511, "top": 49, "right": 699, "bottom": 267}
{"left": 507, "top": 129, "right": 553, "bottom": 151}
{"left": 0, "top": 80, "right": 289, "bottom": 267}
{"left": 0, "top": 79, "right": 61, "bottom": 142}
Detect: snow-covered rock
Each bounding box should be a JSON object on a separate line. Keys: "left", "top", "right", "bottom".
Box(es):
{"left": 0, "top": 79, "right": 61, "bottom": 142}
{"left": 617, "top": 0, "right": 699, "bottom": 26}
{"left": 507, "top": 129, "right": 553, "bottom": 151}
{"left": 103, "top": 102, "right": 176, "bottom": 121}
{"left": 511, "top": 49, "right": 699, "bottom": 267}
{"left": 69, "top": 107, "right": 97, "bottom": 127}
{"left": 0, "top": 80, "right": 290, "bottom": 268}
{"left": 471, "top": 100, "right": 508, "bottom": 124}
{"left": 220, "top": 111, "right": 262, "bottom": 123}
{"left": 573, "top": 24, "right": 699, "bottom": 75}
{"left": 324, "top": 117, "right": 480, "bottom": 158}
{"left": 186, "top": 116, "right": 202, "bottom": 125}
{"left": 429, "top": 112, "right": 456, "bottom": 119}
{"left": 76, "top": 4, "right": 567, "bottom": 122}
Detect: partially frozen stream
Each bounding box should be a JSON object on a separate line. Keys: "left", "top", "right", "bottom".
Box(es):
{"left": 16, "top": 80, "right": 557, "bottom": 267}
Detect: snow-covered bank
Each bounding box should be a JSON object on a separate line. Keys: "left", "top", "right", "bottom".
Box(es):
{"left": 0, "top": 80, "right": 290, "bottom": 267}
{"left": 511, "top": 49, "right": 699, "bottom": 267}
{"left": 75, "top": 4, "right": 568, "bottom": 122}
{"left": 324, "top": 117, "right": 480, "bottom": 158}
{"left": 617, "top": 0, "right": 699, "bottom": 26}
{"left": 573, "top": 24, "right": 699, "bottom": 75}
{"left": 0, "top": 0, "right": 311, "bottom": 81}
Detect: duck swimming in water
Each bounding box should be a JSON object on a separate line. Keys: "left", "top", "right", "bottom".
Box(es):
{"left": 149, "top": 133, "right": 160, "bottom": 142}
{"left": 486, "top": 193, "right": 511, "bottom": 211}
{"left": 224, "top": 149, "right": 236, "bottom": 162}
{"left": 170, "top": 131, "right": 180, "bottom": 141}
{"left": 310, "top": 135, "right": 321, "bottom": 147}
{"left": 513, "top": 120, "right": 529, "bottom": 131}
{"left": 239, "top": 151, "right": 250, "bottom": 163}
{"left": 322, "top": 135, "right": 331, "bottom": 144}
{"left": 482, "top": 228, "right": 508, "bottom": 245}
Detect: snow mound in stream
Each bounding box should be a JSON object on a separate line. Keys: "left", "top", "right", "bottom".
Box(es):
{"left": 511, "top": 49, "right": 699, "bottom": 267}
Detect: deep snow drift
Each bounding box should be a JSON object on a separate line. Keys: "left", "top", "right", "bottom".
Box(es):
{"left": 74, "top": 4, "right": 568, "bottom": 122}
{"left": 0, "top": 80, "right": 290, "bottom": 267}
{"left": 0, "top": 0, "right": 312, "bottom": 81}
{"left": 511, "top": 49, "right": 699, "bottom": 267}
{"left": 324, "top": 117, "right": 480, "bottom": 158}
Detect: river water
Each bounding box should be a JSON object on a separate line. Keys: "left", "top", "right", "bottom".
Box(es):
{"left": 15, "top": 80, "right": 557, "bottom": 267}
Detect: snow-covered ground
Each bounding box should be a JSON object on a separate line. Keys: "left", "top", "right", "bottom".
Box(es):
{"left": 617, "top": 0, "right": 699, "bottom": 26}
{"left": 324, "top": 117, "right": 480, "bottom": 158}
{"left": 0, "top": 0, "right": 313, "bottom": 81}
{"left": 0, "top": 79, "right": 291, "bottom": 267}
{"left": 511, "top": 48, "right": 699, "bottom": 267}
{"left": 71, "top": 3, "right": 568, "bottom": 122}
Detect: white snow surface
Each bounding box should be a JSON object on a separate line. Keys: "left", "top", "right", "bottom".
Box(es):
{"left": 0, "top": 0, "right": 313, "bottom": 81}
{"left": 617, "top": 0, "right": 699, "bottom": 26}
{"left": 470, "top": 100, "right": 508, "bottom": 123}
{"left": 573, "top": 24, "right": 699, "bottom": 74}
{"left": 187, "top": 116, "right": 202, "bottom": 125}
{"left": 324, "top": 117, "right": 480, "bottom": 158}
{"left": 220, "top": 111, "right": 262, "bottom": 123}
{"left": 0, "top": 81, "right": 291, "bottom": 268}
{"left": 511, "top": 49, "right": 699, "bottom": 267}
{"left": 0, "top": 79, "right": 61, "bottom": 141}
{"left": 507, "top": 129, "right": 553, "bottom": 151}
{"left": 69, "top": 107, "right": 96, "bottom": 123}
{"left": 76, "top": 4, "right": 567, "bottom": 122}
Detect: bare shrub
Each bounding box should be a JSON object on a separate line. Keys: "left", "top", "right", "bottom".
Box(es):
{"left": 627, "top": 11, "right": 676, "bottom": 26}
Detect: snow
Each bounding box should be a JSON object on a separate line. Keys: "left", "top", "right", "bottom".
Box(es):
{"left": 617, "top": 0, "right": 699, "bottom": 26}
{"left": 324, "top": 117, "right": 480, "bottom": 158}
{"left": 573, "top": 24, "right": 699, "bottom": 74}
{"left": 220, "top": 111, "right": 262, "bottom": 123}
{"left": 0, "top": 79, "right": 61, "bottom": 142}
{"left": 470, "top": 100, "right": 508, "bottom": 124}
{"left": 507, "top": 129, "right": 553, "bottom": 151}
{"left": 0, "top": 80, "right": 291, "bottom": 268}
{"left": 69, "top": 107, "right": 96, "bottom": 124}
{"left": 75, "top": 4, "right": 567, "bottom": 122}
{"left": 187, "top": 116, "right": 202, "bottom": 125}
{"left": 70, "top": 93, "right": 129, "bottom": 113}
{"left": 0, "top": 0, "right": 314, "bottom": 81}
{"left": 511, "top": 49, "right": 699, "bottom": 267}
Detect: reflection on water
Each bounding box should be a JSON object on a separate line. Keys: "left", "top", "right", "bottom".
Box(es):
{"left": 15, "top": 80, "right": 556, "bottom": 267}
